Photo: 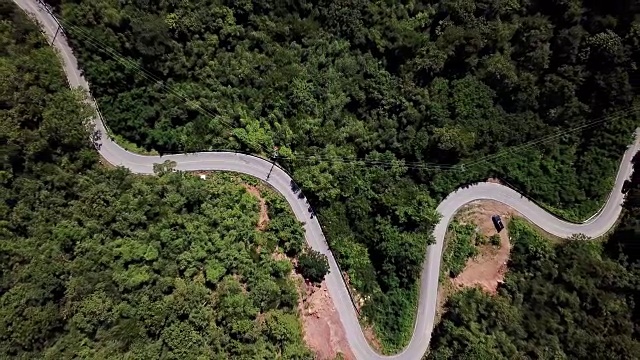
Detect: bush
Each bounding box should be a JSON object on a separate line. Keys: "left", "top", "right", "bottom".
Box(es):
{"left": 297, "top": 249, "right": 330, "bottom": 283}
{"left": 490, "top": 234, "right": 502, "bottom": 247}
{"left": 476, "top": 233, "right": 488, "bottom": 245}
{"left": 443, "top": 222, "right": 479, "bottom": 278}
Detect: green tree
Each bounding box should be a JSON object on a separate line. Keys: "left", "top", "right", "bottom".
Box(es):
{"left": 297, "top": 249, "right": 330, "bottom": 283}
{"left": 0, "top": 6, "right": 313, "bottom": 356}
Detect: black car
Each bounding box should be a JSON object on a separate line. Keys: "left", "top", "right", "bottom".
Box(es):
{"left": 492, "top": 215, "right": 504, "bottom": 232}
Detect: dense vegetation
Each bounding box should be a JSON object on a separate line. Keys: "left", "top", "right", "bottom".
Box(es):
{"left": 43, "top": 0, "right": 640, "bottom": 348}
{"left": 0, "top": 5, "right": 315, "bottom": 358}
{"left": 429, "top": 213, "right": 640, "bottom": 359}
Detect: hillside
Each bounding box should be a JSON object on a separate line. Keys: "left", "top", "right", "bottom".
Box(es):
{"left": 428, "top": 154, "right": 640, "bottom": 359}
{"left": 0, "top": 3, "right": 314, "bottom": 358}
{"left": 41, "top": 0, "right": 640, "bottom": 348}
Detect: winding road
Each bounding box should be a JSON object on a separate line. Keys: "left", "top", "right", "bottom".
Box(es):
{"left": 14, "top": 0, "right": 640, "bottom": 358}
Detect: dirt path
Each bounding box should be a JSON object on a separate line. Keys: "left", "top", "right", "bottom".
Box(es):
{"left": 450, "top": 199, "right": 518, "bottom": 294}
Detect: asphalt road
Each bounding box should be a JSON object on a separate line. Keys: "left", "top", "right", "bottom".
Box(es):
{"left": 15, "top": 0, "right": 640, "bottom": 358}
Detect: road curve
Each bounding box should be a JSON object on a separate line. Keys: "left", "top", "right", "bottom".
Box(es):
{"left": 15, "top": 0, "right": 640, "bottom": 358}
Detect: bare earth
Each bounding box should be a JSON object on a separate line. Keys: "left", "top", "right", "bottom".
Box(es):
{"left": 99, "top": 155, "right": 116, "bottom": 169}
{"left": 298, "top": 280, "right": 356, "bottom": 360}
{"left": 451, "top": 199, "right": 519, "bottom": 294}
{"left": 243, "top": 182, "right": 352, "bottom": 359}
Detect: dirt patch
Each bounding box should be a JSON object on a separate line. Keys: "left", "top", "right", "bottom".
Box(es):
{"left": 450, "top": 200, "right": 518, "bottom": 295}
{"left": 271, "top": 250, "right": 289, "bottom": 262}
{"left": 362, "top": 324, "right": 382, "bottom": 353}
{"left": 298, "top": 280, "right": 356, "bottom": 360}
{"left": 232, "top": 274, "right": 248, "bottom": 293}
{"left": 242, "top": 184, "right": 270, "bottom": 231}
{"left": 190, "top": 170, "right": 213, "bottom": 180}
{"left": 272, "top": 249, "right": 354, "bottom": 360}
{"left": 342, "top": 273, "right": 364, "bottom": 311}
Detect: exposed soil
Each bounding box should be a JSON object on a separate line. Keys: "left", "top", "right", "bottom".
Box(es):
{"left": 271, "top": 250, "right": 289, "bottom": 262}
{"left": 362, "top": 324, "right": 382, "bottom": 354}
{"left": 191, "top": 170, "right": 212, "bottom": 180}
{"left": 450, "top": 200, "right": 518, "bottom": 295}
{"left": 298, "top": 280, "right": 356, "bottom": 360}
{"left": 267, "top": 247, "right": 355, "bottom": 360}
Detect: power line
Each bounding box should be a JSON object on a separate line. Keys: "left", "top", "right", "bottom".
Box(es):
{"left": 43, "top": 9, "right": 445, "bottom": 170}
{"left": 460, "top": 106, "right": 640, "bottom": 169}
{"left": 37, "top": 5, "right": 461, "bottom": 170}
{"left": 283, "top": 104, "right": 640, "bottom": 171}
{"left": 37, "top": 1, "right": 640, "bottom": 173}
{"left": 38, "top": 4, "right": 275, "bottom": 155}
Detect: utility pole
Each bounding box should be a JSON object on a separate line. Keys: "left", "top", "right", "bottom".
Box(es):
{"left": 266, "top": 147, "right": 279, "bottom": 180}
{"left": 40, "top": 0, "right": 61, "bottom": 46}
{"left": 52, "top": 23, "right": 61, "bottom": 45}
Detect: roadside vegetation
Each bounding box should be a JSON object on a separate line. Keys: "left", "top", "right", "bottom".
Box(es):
{"left": 37, "top": 0, "right": 640, "bottom": 350}
{"left": 429, "top": 207, "right": 640, "bottom": 358}
{"left": 442, "top": 219, "right": 504, "bottom": 281}
{"left": 0, "top": 5, "right": 318, "bottom": 358}
{"left": 441, "top": 222, "right": 479, "bottom": 278}
{"left": 110, "top": 132, "right": 160, "bottom": 156}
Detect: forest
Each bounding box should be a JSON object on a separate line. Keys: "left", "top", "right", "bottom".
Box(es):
{"left": 428, "top": 154, "right": 640, "bottom": 359}
{"left": 35, "top": 0, "right": 640, "bottom": 349}
{"left": 0, "top": 4, "right": 320, "bottom": 358}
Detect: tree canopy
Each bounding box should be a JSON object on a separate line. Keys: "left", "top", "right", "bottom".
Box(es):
{"left": 42, "top": 0, "right": 640, "bottom": 349}
{"left": 0, "top": 4, "right": 314, "bottom": 358}
{"left": 297, "top": 248, "right": 330, "bottom": 283}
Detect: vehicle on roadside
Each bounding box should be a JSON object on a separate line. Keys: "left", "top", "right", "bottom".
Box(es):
{"left": 492, "top": 215, "right": 504, "bottom": 232}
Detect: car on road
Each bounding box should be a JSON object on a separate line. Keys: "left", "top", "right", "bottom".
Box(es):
{"left": 492, "top": 215, "right": 504, "bottom": 232}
